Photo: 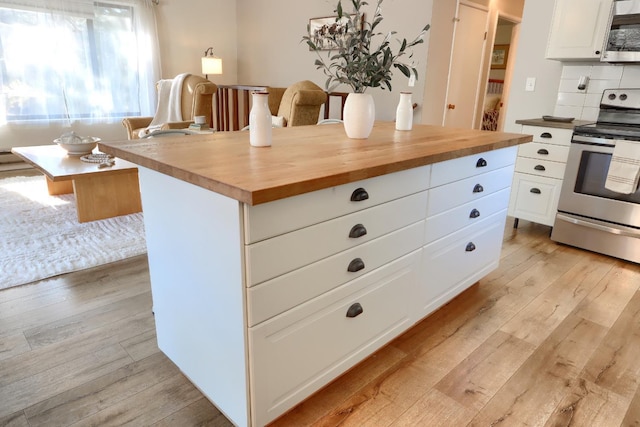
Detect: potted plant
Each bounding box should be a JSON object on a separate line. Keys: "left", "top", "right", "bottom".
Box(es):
{"left": 303, "top": 0, "right": 429, "bottom": 138}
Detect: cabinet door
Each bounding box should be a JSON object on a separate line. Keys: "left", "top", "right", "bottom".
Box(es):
{"left": 508, "top": 173, "right": 562, "bottom": 226}
{"left": 546, "top": 0, "right": 613, "bottom": 60}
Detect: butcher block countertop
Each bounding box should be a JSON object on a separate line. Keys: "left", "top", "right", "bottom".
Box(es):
{"left": 98, "top": 121, "right": 532, "bottom": 205}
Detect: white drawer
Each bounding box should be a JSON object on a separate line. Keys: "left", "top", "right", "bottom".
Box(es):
{"left": 246, "top": 191, "right": 428, "bottom": 286}
{"left": 515, "top": 157, "right": 566, "bottom": 180}
{"left": 427, "top": 165, "right": 514, "bottom": 217}
{"left": 243, "top": 165, "right": 430, "bottom": 244}
{"left": 517, "top": 142, "right": 570, "bottom": 163}
{"left": 508, "top": 172, "right": 562, "bottom": 227}
{"left": 425, "top": 187, "right": 511, "bottom": 244}
{"left": 417, "top": 211, "right": 506, "bottom": 319}
{"left": 249, "top": 250, "right": 420, "bottom": 427}
{"left": 521, "top": 125, "right": 573, "bottom": 146}
{"left": 430, "top": 146, "right": 517, "bottom": 188}
{"left": 247, "top": 220, "right": 425, "bottom": 326}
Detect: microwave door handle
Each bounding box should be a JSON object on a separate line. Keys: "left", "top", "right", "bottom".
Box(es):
{"left": 556, "top": 213, "right": 640, "bottom": 238}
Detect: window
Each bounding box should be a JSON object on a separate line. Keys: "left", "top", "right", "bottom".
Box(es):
{"left": 0, "top": 0, "right": 159, "bottom": 124}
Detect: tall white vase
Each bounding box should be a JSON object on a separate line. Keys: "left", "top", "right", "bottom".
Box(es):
{"left": 395, "top": 91, "right": 413, "bottom": 131}
{"left": 249, "top": 92, "right": 272, "bottom": 147}
{"left": 343, "top": 93, "right": 375, "bottom": 139}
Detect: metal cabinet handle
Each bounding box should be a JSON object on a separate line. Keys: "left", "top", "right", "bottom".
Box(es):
{"left": 350, "top": 187, "right": 369, "bottom": 202}
{"left": 347, "top": 258, "right": 365, "bottom": 272}
{"left": 346, "top": 303, "right": 363, "bottom": 318}
{"left": 466, "top": 242, "right": 476, "bottom": 252}
{"left": 540, "top": 132, "right": 552, "bottom": 138}
{"left": 476, "top": 158, "right": 487, "bottom": 168}
{"left": 530, "top": 188, "right": 541, "bottom": 194}
{"left": 349, "top": 223, "right": 367, "bottom": 238}
{"left": 537, "top": 148, "right": 549, "bottom": 155}
{"left": 473, "top": 184, "right": 484, "bottom": 193}
{"left": 469, "top": 208, "right": 480, "bottom": 218}
{"left": 534, "top": 164, "right": 546, "bottom": 171}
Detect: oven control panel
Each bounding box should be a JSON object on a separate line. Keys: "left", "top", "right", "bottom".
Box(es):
{"left": 601, "top": 88, "right": 640, "bottom": 110}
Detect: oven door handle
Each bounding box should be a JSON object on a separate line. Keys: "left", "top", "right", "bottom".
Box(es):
{"left": 556, "top": 213, "right": 640, "bottom": 238}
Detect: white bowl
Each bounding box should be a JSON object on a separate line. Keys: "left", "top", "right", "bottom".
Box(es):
{"left": 54, "top": 136, "right": 101, "bottom": 156}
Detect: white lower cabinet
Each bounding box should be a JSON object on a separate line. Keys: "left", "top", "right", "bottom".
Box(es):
{"left": 139, "top": 146, "right": 518, "bottom": 427}
{"left": 509, "top": 173, "right": 562, "bottom": 226}
{"left": 249, "top": 250, "right": 420, "bottom": 425}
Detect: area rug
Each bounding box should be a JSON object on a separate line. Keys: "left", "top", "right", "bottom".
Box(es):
{"left": 0, "top": 175, "right": 146, "bottom": 290}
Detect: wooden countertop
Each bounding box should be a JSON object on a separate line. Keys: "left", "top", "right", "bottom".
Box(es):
{"left": 98, "top": 121, "right": 532, "bottom": 205}
{"left": 515, "top": 118, "right": 593, "bottom": 129}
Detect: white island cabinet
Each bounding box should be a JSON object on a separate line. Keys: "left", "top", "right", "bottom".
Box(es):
{"left": 99, "top": 122, "right": 530, "bottom": 427}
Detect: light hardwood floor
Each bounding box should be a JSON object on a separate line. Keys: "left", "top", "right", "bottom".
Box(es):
{"left": 2, "top": 171, "right": 640, "bottom": 426}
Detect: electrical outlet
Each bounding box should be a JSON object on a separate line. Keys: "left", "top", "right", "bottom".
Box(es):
{"left": 525, "top": 77, "right": 536, "bottom": 92}
{"left": 408, "top": 74, "right": 416, "bottom": 87}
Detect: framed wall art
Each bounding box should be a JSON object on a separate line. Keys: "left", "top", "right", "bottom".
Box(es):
{"left": 491, "top": 44, "right": 509, "bottom": 69}
{"left": 308, "top": 15, "right": 356, "bottom": 50}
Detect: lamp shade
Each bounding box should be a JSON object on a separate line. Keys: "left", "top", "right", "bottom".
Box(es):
{"left": 201, "top": 56, "right": 223, "bottom": 75}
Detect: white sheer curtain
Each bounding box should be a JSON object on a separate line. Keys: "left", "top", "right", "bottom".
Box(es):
{"left": 0, "top": 0, "right": 161, "bottom": 126}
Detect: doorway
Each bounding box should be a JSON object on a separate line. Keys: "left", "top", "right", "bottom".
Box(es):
{"left": 444, "top": 1, "right": 489, "bottom": 129}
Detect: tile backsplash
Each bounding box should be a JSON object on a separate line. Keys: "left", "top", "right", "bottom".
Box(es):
{"left": 555, "top": 63, "right": 640, "bottom": 121}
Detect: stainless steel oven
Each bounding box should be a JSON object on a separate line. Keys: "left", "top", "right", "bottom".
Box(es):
{"left": 551, "top": 88, "right": 640, "bottom": 263}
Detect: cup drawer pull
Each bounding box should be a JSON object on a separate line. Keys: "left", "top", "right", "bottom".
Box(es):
{"left": 476, "top": 158, "right": 487, "bottom": 168}
{"left": 473, "top": 184, "right": 484, "bottom": 193}
{"left": 530, "top": 188, "right": 541, "bottom": 194}
{"left": 350, "top": 187, "right": 369, "bottom": 202}
{"left": 349, "top": 224, "right": 368, "bottom": 238}
{"left": 346, "top": 303, "right": 364, "bottom": 318}
{"left": 540, "top": 132, "right": 552, "bottom": 138}
{"left": 347, "top": 258, "right": 365, "bottom": 272}
{"left": 466, "top": 242, "right": 476, "bottom": 252}
{"left": 537, "top": 148, "right": 549, "bottom": 155}
{"left": 534, "top": 164, "right": 546, "bottom": 171}
{"left": 469, "top": 208, "right": 480, "bottom": 218}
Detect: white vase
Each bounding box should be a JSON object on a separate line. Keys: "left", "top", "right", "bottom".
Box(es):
{"left": 343, "top": 93, "right": 375, "bottom": 139}
{"left": 249, "top": 92, "right": 272, "bottom": 147}
{"left": 395, "top": 92, "right": 413, "bottom": 131}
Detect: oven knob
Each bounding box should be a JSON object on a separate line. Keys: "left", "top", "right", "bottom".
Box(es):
{"left": 608, "top": 93, "right": 617, "bottom": 100}
{"left": 620, "top": 94, "right": 628, "bottom": 101}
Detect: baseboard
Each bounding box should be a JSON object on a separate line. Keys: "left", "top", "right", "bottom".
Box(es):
{"left": 0, "top": 162, "right": 32, "bottom": 172}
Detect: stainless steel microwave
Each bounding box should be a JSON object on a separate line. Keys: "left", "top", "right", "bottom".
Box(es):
{"left": 601, "top": 0, "right": 640, "bottom": 62}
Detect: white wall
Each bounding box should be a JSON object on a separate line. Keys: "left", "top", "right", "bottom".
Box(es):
{"left": 502, "top": 0, "right": 563, "bottom": 133}
{"left": 235, "top": 0, "right": 433, "bottom": 121}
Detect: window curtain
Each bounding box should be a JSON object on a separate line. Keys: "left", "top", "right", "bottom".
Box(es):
{"left": 0, "top": 0, "right": 161, "bottom": 126}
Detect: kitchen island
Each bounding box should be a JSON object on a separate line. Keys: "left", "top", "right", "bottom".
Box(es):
{"left": 99, "top": 122, "right": 531, "bottom": 427}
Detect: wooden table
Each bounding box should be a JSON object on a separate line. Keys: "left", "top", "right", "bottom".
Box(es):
{"left": 11, "top": 145, "right": 142, "bottom": 222}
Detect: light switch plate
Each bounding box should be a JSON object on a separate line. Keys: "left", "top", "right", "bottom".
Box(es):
{"left": 525, "top": 77, "right": 536, "bottom": 92}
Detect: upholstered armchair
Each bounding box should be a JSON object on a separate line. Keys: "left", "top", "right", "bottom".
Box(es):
{"left": 266, "top": 80, "right": 327, "bottom": 127}
{"left": 122, "top": 74, "right": 217, "bottom": 139}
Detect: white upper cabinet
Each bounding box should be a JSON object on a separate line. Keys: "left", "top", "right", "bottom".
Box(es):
{"left": 546, "top": 0, "right": 613, "bottom": 60}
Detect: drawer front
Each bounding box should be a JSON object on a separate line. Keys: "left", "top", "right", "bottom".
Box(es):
{"left": 244, "top": 165, "right": 430, "bottom": 244}
{"left": 515, "top": 157, "right": 566, "bottom": 180}
{"left": 427, "top": 165, "right": 514, "bottom": 217}
{"left": 417, "top": 211, "right": 506, "bottom": 319}
{"left": 425, "top": 187, "right": 511, "bottom": 245}
{"left": 521, "top": 125, "right": 573, "bottom": 146}
{"left": 249, "top": 250, "right": 420, "bottom": 427}
{"left": 247, "top": 220, "right": 425, "bottom": 326}
{"left": 246, "top": 191, "right": 427, "bottom": 286}
{"left": 517, "top": 142, "right": 570, "bottom": 163}
{"left": 508, "top": 172, "right": 562, "bottom": 226}
{"left": 430, "top": 146, "right": 517, "bottom": 188}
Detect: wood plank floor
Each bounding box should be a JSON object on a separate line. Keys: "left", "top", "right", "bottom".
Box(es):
{"left": 2, "top": 170, "right": 640, "bottom": 426}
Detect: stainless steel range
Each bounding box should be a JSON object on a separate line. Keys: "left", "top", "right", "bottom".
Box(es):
{"left": 551, "top": 88, "right": 640, "bottom": 263}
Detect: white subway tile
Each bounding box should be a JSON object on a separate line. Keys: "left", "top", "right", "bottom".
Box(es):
{"left": 587, "top": 79, "right": 621, "bottom": 94}
{"left": 585, "top": 93, "right": 602, "bottom": 107}
{"left": 558, "top": 79, "right": 582, "bottom": 93}
{"left": 554, "top": 105, "right": 582, "bottom": 118}
{"left": 580, "top": 107, "right": 599, "bottom": 121}
{"left": 590, "top": 64, "right": 624, "bottom": 80}
{"left": 557, "top": 92, "right": 586, "bottom": 106}
{"left": 620, "top": 65, "right": 640, "bottom": 87}
{"left": 561, "top": 64, "right": 592, "bottom": 79}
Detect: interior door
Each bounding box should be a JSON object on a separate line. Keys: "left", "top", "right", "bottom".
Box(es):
{"left": 444, "top": 2, "right": 489, "bottom": 129}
